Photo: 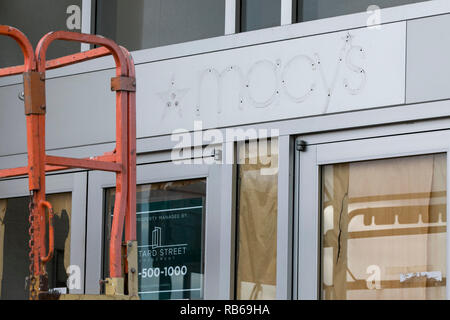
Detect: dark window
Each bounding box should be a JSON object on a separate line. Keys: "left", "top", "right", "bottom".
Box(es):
{"left": 104, "top": 179, "right": 206, "bottom": 300}
{"left": 239, "top": 0, "right": 281, "bottom": 32}
{"left": 0, "top": 193, "right": 72, "bottom": 300}
{"left": 0, "top": 0, "right": 83, "bottom": 68}
{"left": 296, "top": 0, "right": 432, "bottom": 23}
{"left": 95, "top": 0, "right": 225, "bottom": 51}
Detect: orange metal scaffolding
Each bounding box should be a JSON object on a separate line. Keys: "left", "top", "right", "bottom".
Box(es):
{"left": 0, "top": 26, "right": 137, "bottom": 299}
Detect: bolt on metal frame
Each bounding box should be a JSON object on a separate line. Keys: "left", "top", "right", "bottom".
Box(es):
{"left": 0, "top": 26, "right": 137, "bottom": 299}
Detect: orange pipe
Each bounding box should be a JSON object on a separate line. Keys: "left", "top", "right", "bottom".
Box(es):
{"left": 39, "top": 201, "right": 54, "bottom": 264}
{"left": 0, "top": 154, "right": 119, "bottom": 179}
{"left": 45, "top": 47, "right": 111, "bottom": 70}
{"left": 121, "top": 46, "right": 137, "bottom": 242}
{"left": 0, "top": 25, "right": 35, "bottom": 73}
{"left": 35, "top": 31, "right": 134, "bottom": 278}
{"left": 0, "top": 25, "right": 43, "bottom": 279}
{"left": 36, "top": 31, "right": 128, "bottom": 77}
{"left": 45, "top": 155, "right": 122, "bottom": 172}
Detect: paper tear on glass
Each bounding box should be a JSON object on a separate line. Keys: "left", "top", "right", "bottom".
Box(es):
{"left": 400, "top": 271, "right": 442, "bottom": 283}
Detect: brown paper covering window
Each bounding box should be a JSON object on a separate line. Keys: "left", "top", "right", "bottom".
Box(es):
{"left": 322, "top": 154, "right": 447, "bottom": 300}
{"left": 236, "top": 139, "right": 278, "bottom": 300}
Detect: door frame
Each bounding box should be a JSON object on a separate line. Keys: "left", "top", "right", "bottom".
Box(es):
{"left": 295, "top": 129, "right": 450, "bottom": 300}
{"left": 0, "top": 171, "right": 88, "bottom": 295}
{"left": 84, "top": 160, "right": 226, "bottom": 298}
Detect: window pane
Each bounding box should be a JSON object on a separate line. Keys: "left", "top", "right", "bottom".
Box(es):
{"left": 236, "top": 139, "right": 278, "bottom": 300}
{"left": 297, "top": 0, "right": 431, "bottom": 23}
{"left": 0, "top": 193, "right": 72, "bottom": 300}
{"left": 0, "top": 0, "right": 82, "bottom": 68}
{"left": 297, "top": 0, "right": 430, "bottom": 22}
{"left": 104, "top": 179, "right": 206, "bottom": 300}
{"left": 240, "top": 0, "right": 281, "bottom": 32}
{"left": 96, "top": 0, "right": 225, "bottom": 51}
{"left": 321, "top": 154, "right": 447, "bottom": 300}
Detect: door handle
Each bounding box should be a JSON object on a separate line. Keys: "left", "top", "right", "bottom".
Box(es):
{"left": 39, "top": 200, "right": 54, "bottom": 264}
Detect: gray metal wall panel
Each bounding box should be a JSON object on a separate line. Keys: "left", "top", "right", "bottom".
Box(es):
{"left": 0, "top": 69, "right": 116, "bottom": 157}
{"left": 407, "top": 13, "right": 450, "bottom": 103}
{"left": 45, "top": 69, "right": 116, "bottom": 150}
{"left": 0, "top": 83, "right": 27, "bottom": 156}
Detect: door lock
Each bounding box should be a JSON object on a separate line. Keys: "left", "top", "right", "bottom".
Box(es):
{"left": 296, "top": 140, "right": 307, "bottom": 152}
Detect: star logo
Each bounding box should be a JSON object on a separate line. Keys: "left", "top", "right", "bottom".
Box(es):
{"left": 157, "top": 75, "right": 190, "bottom": 118}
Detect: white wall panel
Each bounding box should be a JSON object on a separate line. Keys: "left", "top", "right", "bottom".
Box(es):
{"left": 136, "top": 22, "right": 406, "bottom": 137}
{"left": 407, "top": 13, "right": 450, "bottom": 103}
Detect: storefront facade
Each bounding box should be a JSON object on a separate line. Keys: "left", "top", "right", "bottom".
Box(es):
{"left": 0, "top": 0, "right": 449, "bottom": 300}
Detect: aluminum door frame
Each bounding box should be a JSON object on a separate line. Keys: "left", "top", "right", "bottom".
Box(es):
{"left": 295, "top": 129, "right": 450, "bottom": 300}
{"left": 0, "top": 171, "right": 88, "bottom": 295}
{"left": 85, "top": 160, "right": 225, "bottom": 299}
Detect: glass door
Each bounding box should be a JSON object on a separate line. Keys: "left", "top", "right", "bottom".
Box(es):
{"left": 296, "top": 130, "right": 450, "bottom": 300}
{"left": 85, "top": 161, "right": 224, "bottom": 299}
{"left": 0, "top": 172, "right": 87, "bottom": 299}
{"left": 104, "top": 178, "right": 206, "bottom": 300}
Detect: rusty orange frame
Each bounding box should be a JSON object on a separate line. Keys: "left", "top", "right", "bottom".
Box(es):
{"left": 0, "top": 27, "right": 136, "bottom": 283}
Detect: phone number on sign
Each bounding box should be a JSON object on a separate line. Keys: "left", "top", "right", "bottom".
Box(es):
{"left": 139, "top": 266, "right": 188, "bottom": 278}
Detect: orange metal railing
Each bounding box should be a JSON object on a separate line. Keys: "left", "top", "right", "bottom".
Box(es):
{"left": 0, "top": 26, "right": 136, "bottom": 299}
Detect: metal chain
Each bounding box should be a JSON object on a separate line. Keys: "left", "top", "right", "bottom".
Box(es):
{"left": 28, "top": 191, "right": 38, "bottom": 300}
